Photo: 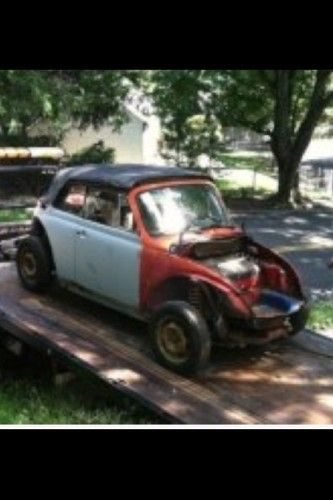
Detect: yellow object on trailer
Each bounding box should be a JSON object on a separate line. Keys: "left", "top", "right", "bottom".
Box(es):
{"left": 0, "top": 147, "right": 64, "bottom": 160}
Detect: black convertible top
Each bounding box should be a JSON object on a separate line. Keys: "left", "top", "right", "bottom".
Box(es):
{"left": 45, "top": 163, "right": 213, "bottom": 201}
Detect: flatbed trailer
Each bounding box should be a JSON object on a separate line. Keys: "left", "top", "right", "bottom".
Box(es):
{"left": 1, "top": 261, "right": 333, "bottom": 424}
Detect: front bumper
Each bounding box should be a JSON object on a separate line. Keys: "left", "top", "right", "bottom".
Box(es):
{"left": 248, "top": 301, "right": 309, "bottom": 332}
{"left": 221, "top": 295, "right": 310, "bottom": 347}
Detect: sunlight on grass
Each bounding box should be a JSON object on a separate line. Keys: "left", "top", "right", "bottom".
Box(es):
{"left": 217, "top": 179, "right": 271, "bottom": 200}
{"left": 218, "top": 154, "right": 274, "bottom": 173}
{"left": 308, "top": 301, "right": 333, "bottom": 331}
{"left": 0, "top": 209, "right": 31, "bottom": 223}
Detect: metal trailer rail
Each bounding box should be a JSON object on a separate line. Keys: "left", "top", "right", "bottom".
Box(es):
{"left": 1, "top": 262, "right": 333, "bottom": 424}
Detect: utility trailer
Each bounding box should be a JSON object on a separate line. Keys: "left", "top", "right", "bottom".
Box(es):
{"left": 0, "top": 161, "right": 331, "bottom": 424}
{"left": 0, "top": 147, "right": 63, "bottom": 258}
{"left": 1, "top": 260, "right": 333, "bottom": 424}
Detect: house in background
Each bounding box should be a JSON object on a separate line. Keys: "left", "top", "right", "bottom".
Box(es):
{"left": 61, "top": 104, "right": 164, "bottom": 165}
{"left": 29, "top": 103, "right": 165, "bottom": 166}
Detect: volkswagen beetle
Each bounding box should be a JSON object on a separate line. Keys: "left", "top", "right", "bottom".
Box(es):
{"left": 16, "top": 164, "right": 309, "bottom": 374}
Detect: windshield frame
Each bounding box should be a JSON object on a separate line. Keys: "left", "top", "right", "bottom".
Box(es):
{"left": 134, "top": 179, "right": 232, "bottom": 238}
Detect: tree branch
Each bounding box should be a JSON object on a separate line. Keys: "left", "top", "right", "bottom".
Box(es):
{"left": 291, "top": 70, "right": 333, "bottom": 164}
{"left": 322, "top": 89, "right": 333, "bottom": 107}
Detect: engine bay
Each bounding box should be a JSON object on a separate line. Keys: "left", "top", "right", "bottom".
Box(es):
{"left": 202, "top": 253, "right": 260, "bottom": 282}
{"left": 183, "top": 235, "right": 296, "bottom": 302}
{"left": 188, "top": 236, "right": 261, "bottom": 284}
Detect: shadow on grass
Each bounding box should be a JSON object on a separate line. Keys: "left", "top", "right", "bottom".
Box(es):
{"left": 0, "top": 341, "right": 164, "bottom": 425}
{"left": 216, "top": 179, "right": 274, "bottom": 210}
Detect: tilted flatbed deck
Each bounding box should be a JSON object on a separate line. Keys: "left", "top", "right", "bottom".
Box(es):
{"left": 1, "top": 261, "right": 333, "bottom": 424}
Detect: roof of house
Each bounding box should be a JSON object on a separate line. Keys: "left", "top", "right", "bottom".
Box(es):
{"left": 45, "top": 164, "right": 213, "bottom": 201}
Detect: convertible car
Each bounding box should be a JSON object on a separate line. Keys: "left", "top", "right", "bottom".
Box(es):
{"left": 16, "top": 164, "right": 309, "bottom": 374}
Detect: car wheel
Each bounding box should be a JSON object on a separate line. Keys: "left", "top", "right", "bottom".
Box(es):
{"left": 289, "top": 305, "right": 310, "bottom": 335}
{"left": 16, "top": 236, "right": 53, "bottom": 292}
{"left": 149, "top": 301, "right": 211, "bottom": 375}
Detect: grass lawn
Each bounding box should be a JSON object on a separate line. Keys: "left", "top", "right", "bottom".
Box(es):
{"left": 308, "top": 301, "right": 333, "bottom": 332}
{"left": 217, "top": 178, "right": 270, "bottom": 200}
{"left": 218, "top": 154, "right": 274, "bottom": 173}
{"left": 214, "top": 154, "right": 276, "bottom": 207}
{"left": 0, "top": 343, "right": 163, "bottom": 425}
{"left": 0, "top": 209, "right": 31, "bottom": 223}
{"left": 216, "top": 179, "right": 274, "bottom": 212}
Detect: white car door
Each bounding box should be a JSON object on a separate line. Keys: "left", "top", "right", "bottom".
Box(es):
{"left": 39, "top": 182, "right": 87, "bottom": 282}
{"left": 74, "top": 186, "right": 142, "bottom": 312}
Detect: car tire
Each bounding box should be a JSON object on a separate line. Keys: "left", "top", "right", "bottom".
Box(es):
{"left": 289, "top": 305, "right": 310, "bottom": 335}
{"left": 16, "top": 235, "right": 53, "bottom": 293}
{"left": 149, "top": 301, "right": 212, "bottom": 375}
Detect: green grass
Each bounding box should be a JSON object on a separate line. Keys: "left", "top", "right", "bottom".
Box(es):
{"left": 218, "top": 154, "right": 274, "bottom": 173}
{"left": 308, "top": 301, "right": 333, "bottom": 332}
{"left": 0, "top": 345, "right": 163, "bottom": 425}
{"left": 217, "top": 178, "right": 270, "bottom": 200}
{"left": 0, "top": 209, "right": 31, "bottom": 223}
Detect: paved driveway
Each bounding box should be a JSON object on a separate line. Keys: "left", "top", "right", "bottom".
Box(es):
{"left": 233, "top": 207, "right": 333, "bottom": 300}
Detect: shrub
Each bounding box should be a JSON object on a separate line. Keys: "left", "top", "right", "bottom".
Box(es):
{"left": 65, "top": 140, "right": 115, "bottom": 166}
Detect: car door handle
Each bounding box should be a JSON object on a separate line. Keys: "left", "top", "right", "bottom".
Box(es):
{"left": 76, "top": 229, "right": 87, "bottom": 237}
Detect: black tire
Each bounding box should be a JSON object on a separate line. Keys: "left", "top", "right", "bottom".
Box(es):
{"left": 290, "top": 304, "right": 310, "bottom": 335}
{"left": 16, "top": 235, "right": 53, "bottom": 292}
{"left": 149, "top": 301, "right": 212, "bottom": 375}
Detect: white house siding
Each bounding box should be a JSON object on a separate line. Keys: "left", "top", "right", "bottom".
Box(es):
{"left": 142, "top": 115, "right": 165, "bottom": 165}
{"left": 61, "top": 112, "right": 145, "bottom": 164}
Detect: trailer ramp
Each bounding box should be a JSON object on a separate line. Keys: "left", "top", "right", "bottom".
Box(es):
{"left": 0, "top": 262, "right": 333, "bottom": 424}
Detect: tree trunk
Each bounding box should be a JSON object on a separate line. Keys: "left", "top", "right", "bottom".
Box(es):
{"left": 272, "top": 70, "right": 333, "bottom": 204}
{"left": 276, "top": 157, "right": 299, "bottom": 204}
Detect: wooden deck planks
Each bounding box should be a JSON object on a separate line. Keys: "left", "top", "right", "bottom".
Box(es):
{"left": 1, "top": 262, "right": 333, "bottom": 424}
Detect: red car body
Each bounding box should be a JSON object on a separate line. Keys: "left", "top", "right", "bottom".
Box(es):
{"left": 127, "top": 178, "right": 309, "bottom": 347}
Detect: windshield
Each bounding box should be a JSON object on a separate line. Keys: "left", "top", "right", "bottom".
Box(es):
{"left": 137, "top": 183, "right": 231, "bottom": 236}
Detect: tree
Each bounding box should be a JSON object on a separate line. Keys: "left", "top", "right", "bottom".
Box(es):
{"left": 144, "top": 70, "right": 333, "bottom": 204}
{"left": 65, "top": 140, "right": 115, "bottom": 166}
{"left": 141, "top": 70, "right": 222, "bottom": 165}
{"left": 0, "top": 70, "right": 133, "bottom": 145}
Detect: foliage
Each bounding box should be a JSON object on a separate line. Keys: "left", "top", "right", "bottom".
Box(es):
{"left": 0, "top": 209, "right": 30, "bottom": 223}
{"left": 65, "top": 140, "right": 115, "bottom": 166}
{"left": 0, "top": 134, "right": 59, "bottom": 148}
{"left": 142, "top": 70, "right": 225, "bottom": 166}
{"left": 143, "top": 70, "right": 333, "bottom": 202}
{"left": 308, "top": 301, "right": 333, "bottom": 331}
{"left": 0, "top": 70, "right": 133, "bottom": 145}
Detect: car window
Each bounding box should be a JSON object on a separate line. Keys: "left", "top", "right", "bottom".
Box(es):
{"left": 83, "top": 186, "right": 136, "bottom": 232}
{"left": 137, "top": 183, "right": 230, "bottom": 236}
{"left": 54, "top": 182, "right": 136, "bottom": 232}
{"left": 83, "top": 186, "right": 120, "bottom": 225}
{"left": 54, "top": 183, "right": 87, "bottom": 216}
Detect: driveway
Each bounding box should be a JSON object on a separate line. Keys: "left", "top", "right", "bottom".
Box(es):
{"left": 233, "top": 207, "right": 333, "bottom": 300}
